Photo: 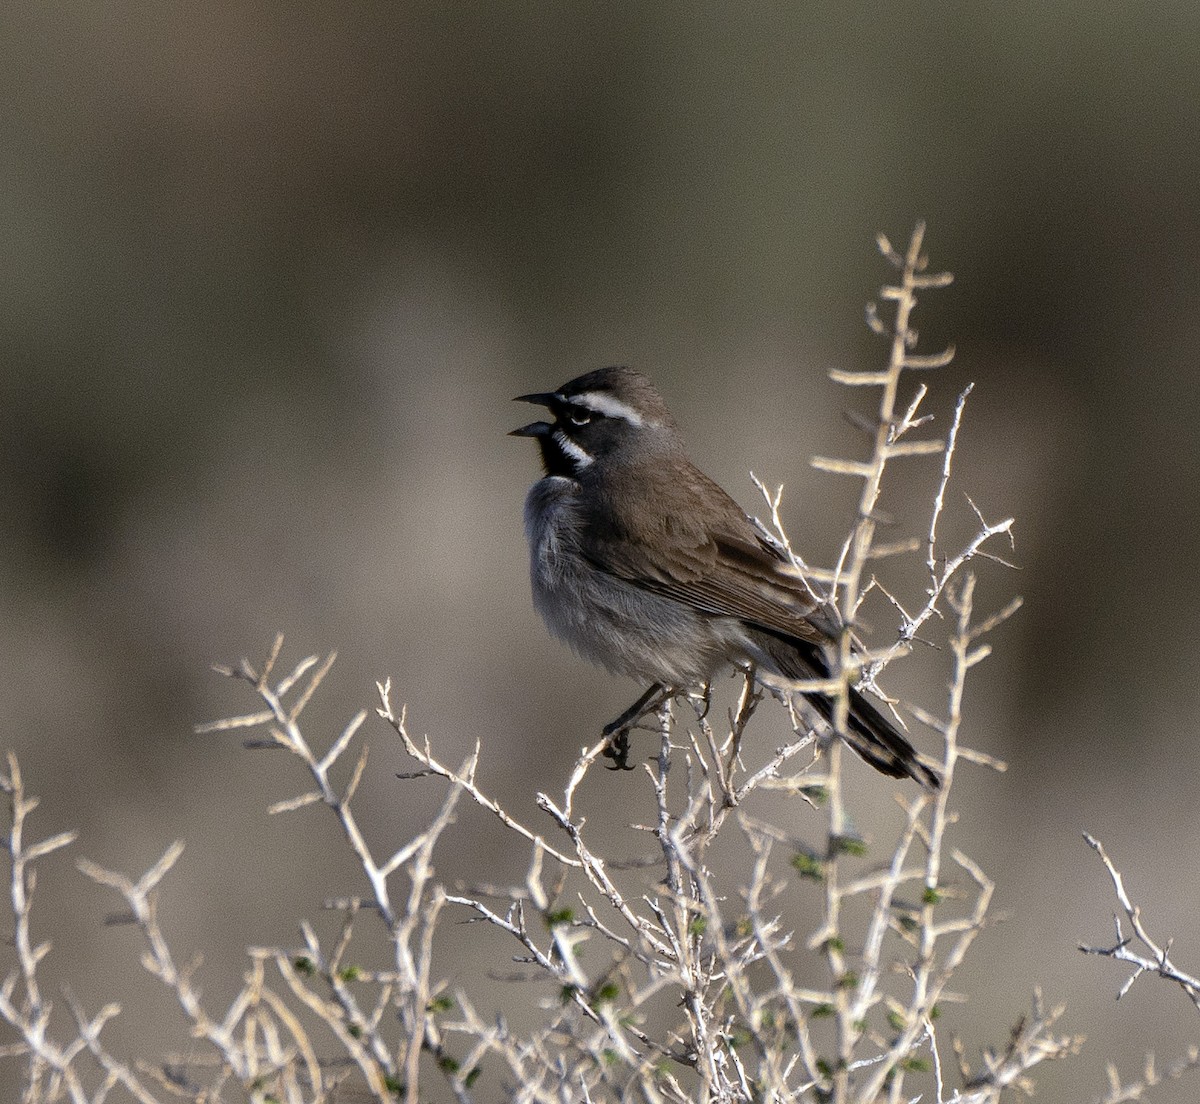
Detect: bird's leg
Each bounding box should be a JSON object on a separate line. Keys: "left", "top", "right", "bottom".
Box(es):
{"left": 602, "top": 683, "right": 669, "bottom": 736}
{"left": 602, "top": 682, "right": 670, "bottom": 770}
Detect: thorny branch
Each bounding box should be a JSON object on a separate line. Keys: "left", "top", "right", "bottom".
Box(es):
{"left": 1, "top": 226, "right": 1150, "bottom": 1104}
{"left": 1079, "top": 834, "right": 1200, "bottom": 1012}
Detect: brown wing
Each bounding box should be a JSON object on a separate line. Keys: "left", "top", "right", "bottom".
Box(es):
{"left": 583, "top": 460, "right": 834, "bottom": 645}
{"left": 581, "top": 456, "right": 940, "bottom": 789}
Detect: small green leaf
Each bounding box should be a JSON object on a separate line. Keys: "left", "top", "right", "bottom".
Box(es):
{"left": 593, "top": 981, "right": 620, "bottom": 1005}
{"left": 832, "top": 835, "right": 867, "bottom": 858}
{"left": 791, "top": 852, "right": 825, "bottom": 881}
{"left": 801, "top": 784, "right": 829, "bottom": 805}
{"left": 727, "top": 1026, "right": 753, "bottom": 1049}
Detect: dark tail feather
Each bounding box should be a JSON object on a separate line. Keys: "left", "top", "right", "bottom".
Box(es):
{"left": 751, "top": 630, "right": 941, "bottom": 789}
{"left": 805, "top": 687, "right": 942, "bottom": 790}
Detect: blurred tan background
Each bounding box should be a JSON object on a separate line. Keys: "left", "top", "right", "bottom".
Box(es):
{"left": 3, "top": 1, "right": 1200, "bottom": 1098}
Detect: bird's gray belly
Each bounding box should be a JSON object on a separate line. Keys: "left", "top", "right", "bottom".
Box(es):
{"left": 524, "top": 480, "right": 740, "bottom": 685}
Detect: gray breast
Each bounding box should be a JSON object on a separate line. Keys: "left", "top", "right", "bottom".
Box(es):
{"left": 522, "top": 475, "right": 747, "bottom": 685}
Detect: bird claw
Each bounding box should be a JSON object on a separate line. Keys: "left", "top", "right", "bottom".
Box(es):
{"left": 602, "top": 729, "right": 636, "bottom": 770}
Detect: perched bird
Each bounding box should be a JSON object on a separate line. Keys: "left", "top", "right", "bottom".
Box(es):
{"left": 511, "top": 366, "right": 939, "bottom": 789}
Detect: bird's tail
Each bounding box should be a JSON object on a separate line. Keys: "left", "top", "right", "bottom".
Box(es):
{"left": 750, "top": 629, "right": 942, "bottom": 789}
{"left": 804, "top": 685, "right": 942, "bottom": 790}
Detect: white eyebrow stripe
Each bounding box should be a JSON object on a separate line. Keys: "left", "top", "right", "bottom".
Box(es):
{"left": 552, "top": 429, "right": 594, "bottom": 469}
{"left": 571, "top": 391, "right": 651, "bottom": 426}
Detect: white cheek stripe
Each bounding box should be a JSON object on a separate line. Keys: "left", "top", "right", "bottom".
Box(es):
{"left": 573, "top": 391, "right": 650, "bottom": 427}
{"left": 553, "top": 429, "right": 594, "bottom": 469}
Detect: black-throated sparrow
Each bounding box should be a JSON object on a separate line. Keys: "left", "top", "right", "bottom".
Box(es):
{"left": 511, "top": 366, "right": 940, "bottom": 789}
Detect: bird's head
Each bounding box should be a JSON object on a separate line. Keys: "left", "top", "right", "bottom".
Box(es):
{"left": 510, "top": 366, "right": 678, "bottom": 478}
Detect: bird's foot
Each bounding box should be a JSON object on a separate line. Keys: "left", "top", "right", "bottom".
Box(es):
{"left": 600, "top": 682, "right": 671, "bottom": 770}
{"left": 602, "top": 728, "right": 635, "bottom": 771}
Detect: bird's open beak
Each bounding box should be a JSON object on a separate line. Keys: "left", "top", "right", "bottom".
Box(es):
{"left": 511, "top": 392, "right": 559, "bottom": 437}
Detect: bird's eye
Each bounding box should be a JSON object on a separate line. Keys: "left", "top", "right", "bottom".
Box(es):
{"left": 566, "top": 408, "right": 593, "bottom": 427}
